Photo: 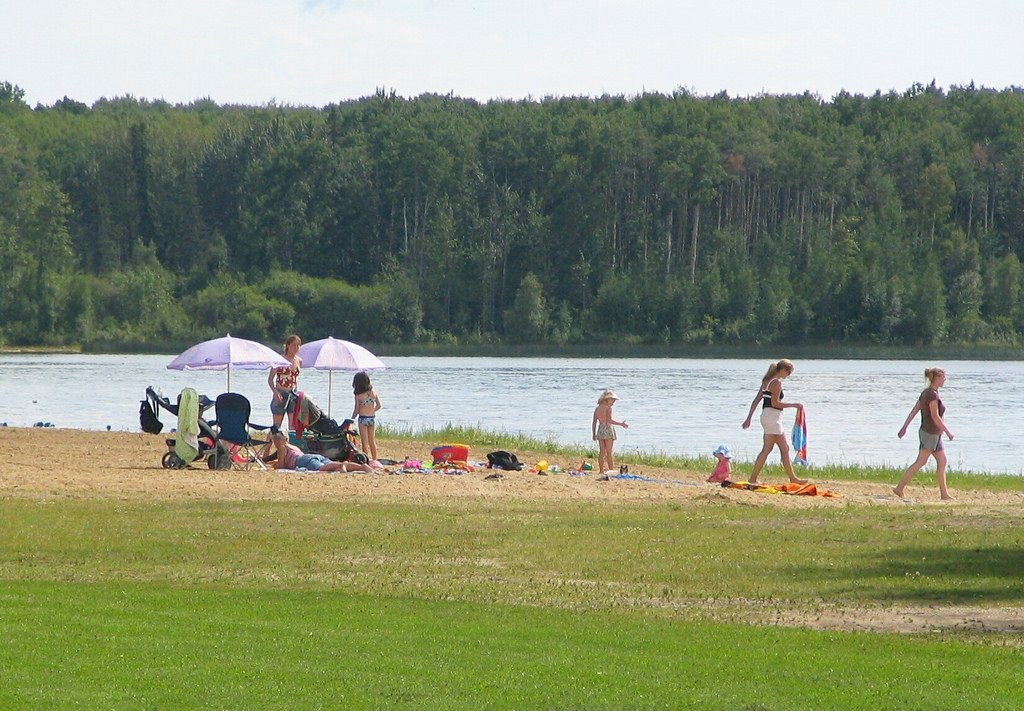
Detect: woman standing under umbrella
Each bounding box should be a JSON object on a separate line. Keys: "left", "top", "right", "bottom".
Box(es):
{"left": 268, "top": 335, "right": 302, "bottom": 429}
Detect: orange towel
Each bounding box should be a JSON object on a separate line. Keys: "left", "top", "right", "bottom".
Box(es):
{"left": 726, "top": 481, "right": 841, "bottom": 498}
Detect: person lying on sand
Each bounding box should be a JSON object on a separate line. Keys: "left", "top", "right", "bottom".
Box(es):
{"left": 262, "top": 430, "right": 374, "bottom": 473}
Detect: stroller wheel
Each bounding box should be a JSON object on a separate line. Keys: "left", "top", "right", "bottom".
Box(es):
{"left": 163, "top": 452, "right": 186, "bottom": 469}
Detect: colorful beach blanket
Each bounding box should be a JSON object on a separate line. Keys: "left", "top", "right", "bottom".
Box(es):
{"left": 722, "top": 480, "right": 841, "bottom": 498}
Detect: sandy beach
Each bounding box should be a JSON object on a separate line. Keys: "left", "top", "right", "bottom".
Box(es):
{"left": 4, "top": 427, "right": 1022, "bottom": 509}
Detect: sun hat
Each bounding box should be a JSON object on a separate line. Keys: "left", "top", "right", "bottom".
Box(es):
{"left": 712, "top": 444, "right": 732, "bottom": 459}
{"left": 598, "top": 389, "right": 619, "bottom": 404}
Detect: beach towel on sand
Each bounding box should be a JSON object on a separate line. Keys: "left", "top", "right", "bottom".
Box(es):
{"left": 723, "top": 480, "right": 840, "bottom": 498}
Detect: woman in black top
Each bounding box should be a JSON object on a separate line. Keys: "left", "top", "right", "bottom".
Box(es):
{"left": 742, "top": 359, "right": 806, "bottom": 485}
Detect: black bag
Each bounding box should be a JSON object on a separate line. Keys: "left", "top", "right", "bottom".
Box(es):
{"left": 139, "top": 399, "right": 163, "bottom": 434}
{"left": 486, "top": 450, "right": 524, "bottom": 471}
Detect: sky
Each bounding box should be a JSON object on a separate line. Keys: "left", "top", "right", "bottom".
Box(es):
{"left": 4, "top": 0, "right": 1024, "bottom": 108}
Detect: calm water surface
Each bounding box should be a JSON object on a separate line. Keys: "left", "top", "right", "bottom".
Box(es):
{"left": 1, "top": 354, "right": 1021, "bottom": 474}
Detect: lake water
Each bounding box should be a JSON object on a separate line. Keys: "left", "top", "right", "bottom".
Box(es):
{"left": 1, "top": 354, "right": 1021, "bottom": 475}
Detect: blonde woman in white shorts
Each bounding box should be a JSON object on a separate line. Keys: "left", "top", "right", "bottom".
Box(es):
{"left": 742, "top": 359, "right": 806, "bottom": 485}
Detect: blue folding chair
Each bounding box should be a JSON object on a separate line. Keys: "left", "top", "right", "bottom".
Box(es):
{"left": 213, "top": 393, "right": 272, "bottom": 470}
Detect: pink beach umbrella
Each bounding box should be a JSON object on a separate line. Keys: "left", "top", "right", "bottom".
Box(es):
{"left": 297, "top": 337, "right": 387, "bottom": 416}
{"left": 167, "top": 334, "right": 290, "bottom": 392}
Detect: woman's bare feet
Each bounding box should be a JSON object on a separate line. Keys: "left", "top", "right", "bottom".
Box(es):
{"left": 892, "top": 487, "right": 905, "bottom": 498}
{"left": 789, "top": 477, "right": 808, "bottom": 485}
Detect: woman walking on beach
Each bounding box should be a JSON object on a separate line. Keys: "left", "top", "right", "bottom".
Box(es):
{"left": 893, "top": 367, "right": 954, "bottom": 500}
{"left": 593, "top": 390, "right": 628, "bottom": 474}
{"left": 268, "top": 335, "right": 302, "bottom": 430}
{"left": 742, "top": 359, "right": 806, "bottom": 484}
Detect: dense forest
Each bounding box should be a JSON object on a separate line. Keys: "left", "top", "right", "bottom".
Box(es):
{"left": 1, "top": 80, "right": 1023, "bottom": 350}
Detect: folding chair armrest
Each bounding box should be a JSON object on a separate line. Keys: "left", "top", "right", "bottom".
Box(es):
{"left": 248, "top": 422, "right": 272, "bottom": 432}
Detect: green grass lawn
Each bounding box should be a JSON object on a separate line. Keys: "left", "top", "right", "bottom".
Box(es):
{"left": 2, "top": 580, "right": 1020, "bottom": 710}
{"left": 2, "top": 496, "right": 1024, "bottom": 708}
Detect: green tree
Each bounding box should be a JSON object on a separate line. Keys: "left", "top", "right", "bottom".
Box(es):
{"left": 917, "top": 163, "right": 955, "bottom": 244}
{"left": 904, "top": 258, "right": 948, "bottom": 344}
{"left": 504, "top": 272, "right": 549, "bottom": 343}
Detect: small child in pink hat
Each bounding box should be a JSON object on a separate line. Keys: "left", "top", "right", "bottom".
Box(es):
{"left": 707, "top": 444, "right": 733, "bottom": 483}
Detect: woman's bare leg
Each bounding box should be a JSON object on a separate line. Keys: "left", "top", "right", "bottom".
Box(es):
{"left": 776, "top": 436, "right": 807, "bottom": 484}
{"left": 322, "top": 460, "right": 372, "bottom": 473}
{"left": 933, "top": 450, "right": 952, "bottom": 500}
{"left": 894, "top": 449, "right": 931, "bottom": 497}
{"left": 748, "top": 435, "right": 775, "bottom": 483}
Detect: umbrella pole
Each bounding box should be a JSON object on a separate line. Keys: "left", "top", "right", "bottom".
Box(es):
{"left": 328, "top": 371, "right": 332, "bottom": 418}
{"left": 227, "top": 364, "right": 231, "bottom": 393}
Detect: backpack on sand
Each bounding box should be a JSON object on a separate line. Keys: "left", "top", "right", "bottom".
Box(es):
{"left": 139, "top": 398, "right": 163, "bottom": 434}
{"left": 486, "top": 450, "right": 524, "bottom": 471}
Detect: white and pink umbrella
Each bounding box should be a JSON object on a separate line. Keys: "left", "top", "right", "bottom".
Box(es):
{"left": 297, "top": 337, "right": 387, "bottom": 416}
{"left": 167, "top": 334, "right": 290, "bottom": 392}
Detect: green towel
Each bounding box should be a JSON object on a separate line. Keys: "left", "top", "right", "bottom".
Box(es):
{"left": 174, "top": 387, "right": 200, "bottom": 463}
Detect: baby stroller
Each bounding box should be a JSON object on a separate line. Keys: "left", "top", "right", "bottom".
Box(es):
{"left": 142, "top": 386, "right": 232, "bottom": 469}
{"left": 297, "top": 397, "right": 369, "bottom": 464}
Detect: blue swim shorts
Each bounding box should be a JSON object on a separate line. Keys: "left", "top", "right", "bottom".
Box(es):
{"left": 358, "top": 414, "right": 376, "bottom": 427}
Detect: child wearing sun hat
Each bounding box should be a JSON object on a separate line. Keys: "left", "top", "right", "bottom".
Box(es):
{"left": 592, "top": 389, "right": 629, "bottom": 475}
{"left": 707, "top": 444, "right": 733, "bottom": 483}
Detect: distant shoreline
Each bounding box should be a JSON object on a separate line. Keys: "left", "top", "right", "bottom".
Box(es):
{"left": 3, "top": 342, "right": 1023, "bottom": 360}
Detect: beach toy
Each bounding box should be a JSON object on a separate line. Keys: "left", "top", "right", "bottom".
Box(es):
{"left": 432, "top": 443, "right": 470, "bottom": 465}
{"left": 548, "top": 464, "right": 560, "bottom": 473}
{"left": 581, "top": 461, "right": 593, "bottom": 471}
{"left": 537, "top": 460, "right": 549, "bottom": 472}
